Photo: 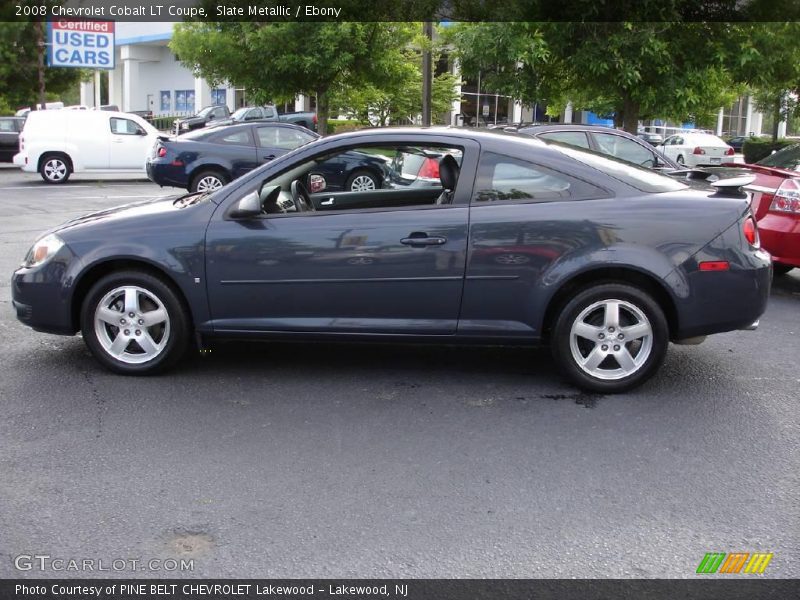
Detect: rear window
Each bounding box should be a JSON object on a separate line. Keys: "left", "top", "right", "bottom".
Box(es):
{"left": 553, "top": 145, "right": 687, "bottom": 193}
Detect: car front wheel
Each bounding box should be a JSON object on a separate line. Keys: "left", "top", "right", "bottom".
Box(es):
{"left": 551, "top": 283, "right": 669, "bottom": 393}
{"left": 81, "top": 271, "right": 190, "bottom": 374}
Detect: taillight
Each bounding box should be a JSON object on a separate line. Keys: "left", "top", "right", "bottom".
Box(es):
{"left": 743, "top": 216, "right": 759, "bottom": 248}
{"left": 769, "top": 178, "right": 800, "bottom": 214}
{"left": 725, "top": 146, "right": 735, "bottom": 156}
{"left": 19, "top": 135, "right": 24, "bottom": 150}
{"left": 692, "top": 146, "right": 706, "bottom": 155}
{"left": 417, "top": 157, "right": 440, "bottom": 179}
{"left": 157, "top": 146, "right": 167, "bottom": 158}
{"left": 313, "top": 113, "right": 318, "bottom": 124}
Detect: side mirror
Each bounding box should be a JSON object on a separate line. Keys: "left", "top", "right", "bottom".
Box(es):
{"left": 309, "top": 173, "right": 327, "bottom": 193}
{"left": 228, "top": 191, "right": 262, "bottom": 219}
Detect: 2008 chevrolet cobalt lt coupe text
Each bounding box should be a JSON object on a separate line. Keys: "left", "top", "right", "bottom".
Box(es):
{"left": 12, "top": 128, "right": 772, "bottom": 392}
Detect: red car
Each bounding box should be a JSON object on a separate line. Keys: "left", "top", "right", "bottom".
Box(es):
{"left": 720, "top": 145, "right": 800, "bottom": 275}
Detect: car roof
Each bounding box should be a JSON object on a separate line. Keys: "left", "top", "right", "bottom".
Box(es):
{"left": 519, "top": 124, "right": 636, "bottom": 136}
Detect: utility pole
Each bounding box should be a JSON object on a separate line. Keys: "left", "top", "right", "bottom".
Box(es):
{"left": 35, "top": 20, "right": 46, "bottom": 110}
{"left": 421, "top": 21, "right": 433, "bottom": 126}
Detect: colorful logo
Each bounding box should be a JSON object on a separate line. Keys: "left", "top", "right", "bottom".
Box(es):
{"left": 696, "top": 552, "right": 773, "bottom": 574}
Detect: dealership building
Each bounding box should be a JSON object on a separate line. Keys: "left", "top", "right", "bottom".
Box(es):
{"left": 79, "top": 22, "right": 776, "bottom": 137}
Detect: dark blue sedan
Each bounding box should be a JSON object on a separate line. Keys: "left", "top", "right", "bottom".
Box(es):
{"left": 12, "top": 128, "right": 771, "bottom": 393}
{"left": 146, "top": 122, "right": 389, "bottom": 193}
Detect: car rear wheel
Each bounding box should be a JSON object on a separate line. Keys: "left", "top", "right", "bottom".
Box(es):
{"left": 773, "top": 263, "right": 794, "bottom": 276}
{"left": 190, "top": 169, "right": 229, "bottom": 193}
{"left": 676, "top": 155, "right": 685, "bottom": 166}
{"left": 551, "top": 283, "right": 669, "bottom": 393}
{"left": 81, "top": 271, "right": 189, "bottom": 374}
{"left": 39, "top": 154, "right": 71, "bottom": 184}
{"left": 346, "top": 170, "right": 379, "bottom": 192}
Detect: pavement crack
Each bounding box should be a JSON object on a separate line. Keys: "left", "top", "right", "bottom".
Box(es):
{"left": 80, "top": 367, "right": 105, "bottom": 438}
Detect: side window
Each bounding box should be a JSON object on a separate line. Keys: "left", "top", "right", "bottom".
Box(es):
{"left": 212, "top": 107, "right": 226, "bottom": 119}
{"left": 674, "top": 136, "right": 684, "bottom": 146}
{"left": 211, "top": 129, "right": 254, "bottom": 146}
{"left": 538, "top": 131, "right": 591, "bottom": 149}
{"left": 248, "top": 108, "right": 263, "bottom": 120}
{"left": 256, "top": 126, "right": 280, "bottom": 147}
{"left": 593, "top": 133, "right": 657, "bottom": 167}
{"left": 0, "top": 119, "right": 15, "bottom": 132}
{"left": 110, "top": 117, "right": 144, "bottom": 135}
{"left": 263, "top": 106, "right": 276, "bottom": 119}
{"left": 473, "top": 152, "right": 602, "bottom": 203}
{"left": 274, "top": 127, "right": 315, "bottom": 149}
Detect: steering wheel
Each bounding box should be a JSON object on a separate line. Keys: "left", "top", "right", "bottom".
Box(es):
{"left": 290, "top": 180, "right": 315, "bottom": 212}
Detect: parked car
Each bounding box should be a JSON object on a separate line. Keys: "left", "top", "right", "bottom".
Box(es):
{"left": 15, "top": 102, "right": 64, "bottom": 117}
{"left": 13, "top": 110, "right": 158, "bottom": 183}
{"left": 657, "top": 132, "right": 735, "bottom": 167}
{"left": 0, "top": 116, "right": 25, "bottom": 162}
{"left": 699, "top": 143, "right": 800, "bottom": 275}
{"left": 209, "top": 105, "right": 318, "bottom": 132}
{"left": 726, "top": 135, "right": 750, "bottom": 153}
{"left": 147, "top": 122, "right": 387, "bottom": 193}
{"left": 12, "top": 128, "right": 770, "bottom": 393}
{"left": 173, "top": 104, "right": 231, "bottom": 135}
{"left": 637, "top": 131, "right": 664, "bottom": 146}
{"left": 518, "top": 124, "right": 678, "bottom": 170}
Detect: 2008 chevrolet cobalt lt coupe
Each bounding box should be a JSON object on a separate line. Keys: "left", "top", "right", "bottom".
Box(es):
{"left": 12, "top": 128, "right": 771, "bottom": 392}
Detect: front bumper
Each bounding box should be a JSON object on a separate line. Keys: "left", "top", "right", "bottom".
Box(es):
{"left": 12, "top": 250, "right": 79, "bottom": 336}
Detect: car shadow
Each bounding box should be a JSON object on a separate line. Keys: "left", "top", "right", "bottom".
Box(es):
{"left": 772, "top": 269, "right": 800, "bottom": 297}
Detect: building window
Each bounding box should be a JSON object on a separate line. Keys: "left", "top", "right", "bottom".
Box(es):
{"left": 175, "top": 90, "right": 195, "bottom": 113}
{"left": 160, "top": 91, "right": 171, "bottom": 112}
{"left": 211, "top": 88, "right": 226, "bottom": 106}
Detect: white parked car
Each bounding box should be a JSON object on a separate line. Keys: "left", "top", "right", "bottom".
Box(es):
{"left": 13, "top": 110, "right": 158, "bottom": 183}
{"left": 657, "top": 132, "right": 735, "bottom": 167}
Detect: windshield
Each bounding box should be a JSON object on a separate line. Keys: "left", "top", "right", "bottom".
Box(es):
{"left": 196, "top": 106, "right": 215, "bottom": 118}
{"left": 757, "top": 144, "right": 800, "bottom": 171}
{"left": 552, "top": 143, "right": 688, "bottom": 193}
{"left": 231, "top": 108, "right": 248, "bottom": 119}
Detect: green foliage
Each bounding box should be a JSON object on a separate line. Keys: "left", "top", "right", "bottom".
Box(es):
{"left": 171, "top": 21, "right": 415, "bottom": 134}
{"left": 150, "top": 116, "right": 179, "bottom": 133}
{"left": 326, "top": 119, "right": 361, "bottom": 135}
{"left": 742, "top": 138, "right": 797, "bottom": 164}
{"left": 448, "top": 22, "right": 744, "bottom": 133}
{"left": 0, "top": 18, "right": 82, "bottom": 112}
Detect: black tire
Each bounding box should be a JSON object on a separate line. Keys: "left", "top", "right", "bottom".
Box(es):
{"left": 39, "top": 153, "right": 72, "bottom": 184}
{"left": 550, "top": 283, "right": 669, "bottom": 393}
{"left": 773, "top": 263, "right": 794, "bottom": 276}
{"left": 676, "top": 155, "right": 685, "bottom": 166}
{"left": 190, "top": 169, "right": 229, "bottom": 193}
{"left": 345, "top": 169, "right": 380, "bottom": 192}
{"left": 80, "top": 270, "right": 190, "bottom": 375}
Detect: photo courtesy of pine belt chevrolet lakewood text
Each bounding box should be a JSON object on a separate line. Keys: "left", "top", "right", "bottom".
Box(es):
{"left": 11, "top": 128, "right": 772, "bottom": 393}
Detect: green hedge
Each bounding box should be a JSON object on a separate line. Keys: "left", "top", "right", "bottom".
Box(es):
{"left": 742, "top": 138, "right": 796, "bottom": 163}
{"left": 325, "top": 119, "right": 361, "bottom": 135}
{"left": 149, "top": 116, "right": 178, "bottom": 133}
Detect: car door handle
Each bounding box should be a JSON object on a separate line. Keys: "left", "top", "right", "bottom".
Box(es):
{"left": 320, "top": 198, "right": 334, "bottom": 206}
{"left": 263, "top": 154, "right": 276, "bottom": 160}
{"left": 112, "top": 138, "right": 125, "bottom": 143}
{"left": 400, "top": 233, "right": 447, "bottom": 247}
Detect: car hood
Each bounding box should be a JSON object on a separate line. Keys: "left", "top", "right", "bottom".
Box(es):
{"left": 47, "top": 192, "right": 212, "bottom": 240}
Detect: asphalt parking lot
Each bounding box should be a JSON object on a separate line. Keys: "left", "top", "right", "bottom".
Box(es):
{"left": 0, "top": 165, "right": 798, "bottom": 579}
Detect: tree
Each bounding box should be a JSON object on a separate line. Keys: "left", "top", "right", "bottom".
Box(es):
{"left": 331, "top": 26, "right": 459, "bottom": 127}
{"left": 0, "top": 20, "right": 82, "bottom": 112}
{"left": 731, "top": 23, "right": 800, "bottom": 140}
{"left": 447, "top": 22, "right": 742, "bottom": 133}
{"left": 170, "top": 22, "right": 415, "bottom": 134}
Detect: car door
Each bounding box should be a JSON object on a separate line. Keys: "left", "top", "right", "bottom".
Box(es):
{"left": 108, "top": 116, "right": 151, "bottom": 169}
{"left": 204, "top": 137, "right": 479, "bottom": 335}
{"left": 206, "top": 127, "right": 258, "bottom": 179}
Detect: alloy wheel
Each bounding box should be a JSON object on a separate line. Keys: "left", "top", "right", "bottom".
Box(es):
{"left": 568, "top": 299, "right": 653, "bottom": 381}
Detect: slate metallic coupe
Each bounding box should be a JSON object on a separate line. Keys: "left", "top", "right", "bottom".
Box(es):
{"left": 12, "top": 128, "right": 772, "bottom": 392}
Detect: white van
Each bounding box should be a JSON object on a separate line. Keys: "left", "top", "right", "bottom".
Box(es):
{"left": 13, "top": 110, "right": 158, "bottom": 183}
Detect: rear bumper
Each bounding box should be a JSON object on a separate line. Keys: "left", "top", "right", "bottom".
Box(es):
{"left": 146, "top": 160, "right": 189, "bottom": 189}
{"left": 673, "top": 248, "right": 772, "bottom": 340}
{"left": 758, "top": 212, "right": 800, "bottom": 267}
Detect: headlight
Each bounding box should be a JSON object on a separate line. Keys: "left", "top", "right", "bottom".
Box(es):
{"left": 22, "top": 233, "right": 65, "bottom": 268}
